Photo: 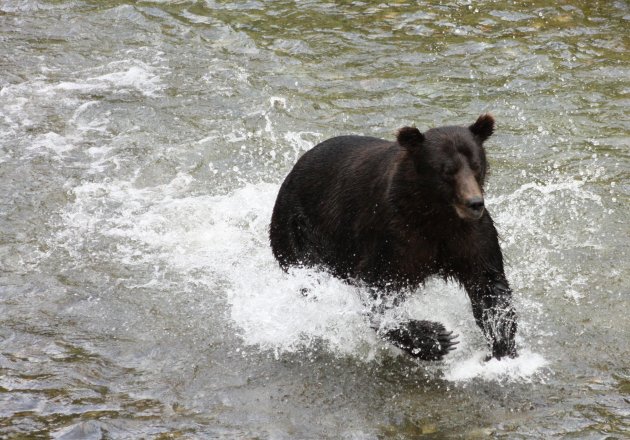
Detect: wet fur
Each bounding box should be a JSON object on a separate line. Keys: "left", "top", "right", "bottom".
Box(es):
{"left": 269, "top": 115, "right": 517, "bottom": 360}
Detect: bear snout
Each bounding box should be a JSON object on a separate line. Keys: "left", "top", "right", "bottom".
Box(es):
{"left": 466, "top": 196, "right": 485, "bottom": 214}
{"left": 454, "top": 170, "right": 485, "bottom": 220}
{"left": 454, "top": 200, "right": 485, "bottom": 221}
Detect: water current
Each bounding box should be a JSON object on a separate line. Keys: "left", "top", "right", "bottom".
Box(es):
{"left": 1, "top": 0, "right": 629, "bottom": 438}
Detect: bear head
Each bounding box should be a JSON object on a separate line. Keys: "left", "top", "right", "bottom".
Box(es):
{"left": 397, "top": 114, "right": 494, "bottom": 221}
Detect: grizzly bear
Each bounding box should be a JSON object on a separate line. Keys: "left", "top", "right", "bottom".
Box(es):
{"left": 269, "top": 114, "right": 517, "bottom": 360}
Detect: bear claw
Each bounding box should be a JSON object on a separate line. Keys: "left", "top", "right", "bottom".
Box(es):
{"left": 382, "top": 320, "right": 459, "bottom": 361}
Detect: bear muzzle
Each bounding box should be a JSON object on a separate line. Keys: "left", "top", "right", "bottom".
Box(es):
{"left": 454, "top": 169, "right": 485, "bottom": 220}
{"left": 454, "top": 198, "right": 485, "bottom": 221}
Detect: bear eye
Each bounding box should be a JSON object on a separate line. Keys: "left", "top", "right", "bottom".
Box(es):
{"left": 441, "top": 163, "right": 458, "bottom": 177}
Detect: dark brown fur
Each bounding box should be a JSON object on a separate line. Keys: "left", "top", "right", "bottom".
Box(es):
{"left": 270, "top": 115, "right": 517, "bottom": 360}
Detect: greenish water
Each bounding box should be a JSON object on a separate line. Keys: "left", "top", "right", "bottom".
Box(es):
{"left": 0, "top": 0, "right": 628, "bottom": 438}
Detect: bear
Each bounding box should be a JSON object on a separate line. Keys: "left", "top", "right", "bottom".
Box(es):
{"left": 269, "top": 114, "right": 517, "bottom": 360}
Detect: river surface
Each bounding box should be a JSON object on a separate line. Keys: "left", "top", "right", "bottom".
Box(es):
{"left": 1, "top": 0, "right": 629, "bottom": 438}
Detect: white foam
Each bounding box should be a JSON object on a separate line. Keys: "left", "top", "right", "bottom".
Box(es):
{"left": 60, "top": 178, "right": 380, "bottom": 356}
{"left": 56, "top": 63, "right": 164, "bottom": 97}
{"left": 58, "top": 172, "right": 570, "bottom": 381}
{"left": 444, "top": 349, "right": 549, "bottom": 382}
{"left": 29, "top": 132, "right": 75, "bottom": 156}
{"left": 0, "top": 58, "right": 164, "bottom": 162}
{"left": 486, "top": 176, "right": 604, "bottom": 305}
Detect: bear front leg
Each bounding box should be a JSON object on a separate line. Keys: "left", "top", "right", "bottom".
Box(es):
{"left": 464, "top": 273, "right": 518, "bottom": 360}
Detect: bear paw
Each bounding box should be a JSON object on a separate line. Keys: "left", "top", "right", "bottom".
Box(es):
{"left": 382, "top": 320, "right": 459, "bottom": 361}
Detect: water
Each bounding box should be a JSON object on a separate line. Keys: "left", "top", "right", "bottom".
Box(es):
{"left": 1, "top": 0, "right": 628, "bottom": 437}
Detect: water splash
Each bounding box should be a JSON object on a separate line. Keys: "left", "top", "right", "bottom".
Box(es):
{"left": 56, "top": 166, "right": 577, "bottom": 382}
{"left": 444, "top": 350, "right": 549, "bottom": 382}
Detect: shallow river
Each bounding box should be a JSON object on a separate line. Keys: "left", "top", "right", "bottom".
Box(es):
{"left": 1, "top": 0, "right": 629, "bottom": 438}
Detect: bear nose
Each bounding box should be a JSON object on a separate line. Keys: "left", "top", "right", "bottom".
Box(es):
{"left": 466, "top": 197, "right": 484, "bottom": 212}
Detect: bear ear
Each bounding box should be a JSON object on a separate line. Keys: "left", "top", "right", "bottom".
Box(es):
{"left": 397, "top": 126, "right": 424, "bottom": 150}
{"left": 469, "top": 113, "right": 495, "bottom": 142}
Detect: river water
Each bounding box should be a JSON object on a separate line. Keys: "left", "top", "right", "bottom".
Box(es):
{"left": 1, "top": 0, "right": 628, "bottom": 438}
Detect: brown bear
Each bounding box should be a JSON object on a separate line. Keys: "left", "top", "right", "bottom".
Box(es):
{"left": 269, "top": 114, "right": 517, "bottom": 360}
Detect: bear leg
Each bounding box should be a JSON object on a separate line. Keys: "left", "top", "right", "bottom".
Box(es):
{"left": 464, "top": 275, "right": 518, "bottom": 360}
{"left": 270, "top": 192, "right": 314, "bottom": 270}
{"left": 381, "top": 320, "right": 459, "bottom": 361}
